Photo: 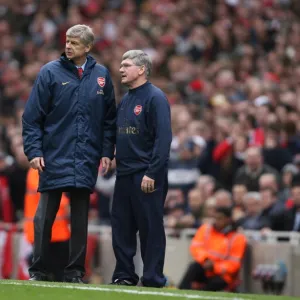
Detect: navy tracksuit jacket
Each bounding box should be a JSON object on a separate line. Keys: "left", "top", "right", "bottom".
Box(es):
{"left": 112, "top": 81, "right": 172, "bottom": 287}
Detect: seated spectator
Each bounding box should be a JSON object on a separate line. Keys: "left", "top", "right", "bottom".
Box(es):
{"left": 178, "top": 207, "right": 247, "bottom": 291}
{"left": 259, "top": 173, "right": 286, "bottom": 203}
{"left": 234, "top": 146, "right": 279, "bottom": 191}
{"left": 262, "top": 123, "right": 293, "bottom": 172}
{"left": 294, "top": 154, "right": 300, "bottom": 173}
{"left": 167, "top": 188, "right": 205, "bottom": 229}
{"left": 271, "top": 176, "right": 300, "bottom": 232}
{"left": 212, "top": 133, "right": 247, "bottom": 190}
{"left": 201, "top": 197, "right": 216, "bottom": 224}
{"left": 259, "top": 187, "right": 284, "bottom": 225}
{"left": 196, "top": 175, "right": 216, "bottom": 202}
{"left": 281, "top": 163, "right": 299, "bottom": 205}
{"left": 164, "top": 189, "right": 185, "bottom": 228}
{"left": 94, "top": 159, "right": 116, "bottom": 225}
{"left": 238, "top": 192, "right": 268, "bottom": 230}
{"left": 168, "top": 108, "right": 201, "bottom": 195}
{"left": 232, "top": 183, "right": 248, "bottom": 222}
{"left": 214, "top": 189, "right": 233, "bottom": 208}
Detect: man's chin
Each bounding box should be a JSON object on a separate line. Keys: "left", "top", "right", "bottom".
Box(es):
{"left": 65, "top": 53, "right": 73, "bottom": 59}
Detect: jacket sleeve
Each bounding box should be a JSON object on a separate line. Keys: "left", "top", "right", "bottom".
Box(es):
{"left": 144, "top": 93, "right": 172, "bottom": 180}
{"left": 22, "top": 67, "right": 52, "bottom": 161}
{"left": 190, "top": 224, "right": 210, "bottom": 264}
{"left": 213, "top": 233, "right": 247, "bottom": 276}
{"left": 101, "top": 71, "right": 116, "bottom": 159}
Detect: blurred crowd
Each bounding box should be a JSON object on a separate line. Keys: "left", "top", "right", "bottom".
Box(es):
{"left": 1, "top": 0, "right": 300, "bottom": 234}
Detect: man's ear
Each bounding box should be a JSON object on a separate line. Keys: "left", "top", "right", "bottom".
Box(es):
{"left": 85, "top": 44, "right": 92, "bottom": 53}
{"left": 138, "top": 65, "right": 145, "bottom": 76}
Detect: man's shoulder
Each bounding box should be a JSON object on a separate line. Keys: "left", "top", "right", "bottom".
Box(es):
{"left": 148, "top": 83, "right": 165, "bottom": 97}
{"left": 40, "top": 60, "right": 61, "bottom": 73}
{"left": 147, "top": 83, "right": 169, "bottom": 105}
{"left": 233, "top": 231, "right": 247, "bottom": 242}
{"left": 94, "top": 63, "right": 109, "bottom": 74}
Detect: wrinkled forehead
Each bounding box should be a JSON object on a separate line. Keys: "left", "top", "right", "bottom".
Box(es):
{"left": 66, "top": 36, "right": 83, "bottom": 43}
{"left": 120, "top": 58, "right": 135, "bottom": 67}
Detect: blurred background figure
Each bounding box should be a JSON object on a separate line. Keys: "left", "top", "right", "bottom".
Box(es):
{"left": 178, "top": 207, "right": 247, "bottom": 291}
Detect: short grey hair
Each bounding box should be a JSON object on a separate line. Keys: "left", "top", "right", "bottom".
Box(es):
{"left": 122, "top": 50, "right": 152, "bottom": 78}
{"left": 243, "top": 192, "right": 261, "bottom": 205}
{"left": 66, "top": 24, "right": 94, "bottom": 47}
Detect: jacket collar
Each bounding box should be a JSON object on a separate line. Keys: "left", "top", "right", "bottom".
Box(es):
{"left": 59, "top": 53, "right": 96, "bottom": 76}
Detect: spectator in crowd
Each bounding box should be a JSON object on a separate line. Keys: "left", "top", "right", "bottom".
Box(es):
{"left": 262, "top": 123, "right": 293, "bottom": 172}
{"left": 271, "top": 176, "right": 300, "bottom": 232}
{"left": 231, "top": 183, "right": 248, "bottom": 222}
{"left": 201, "top": 197, "right": 217, "bottom": 225}
{"left": 168, "top": 107, "right": 201, "bottom": 195}
{"left": 238, "top": 192, "right": 267, "bottom": 230}
{"left": 196, "top": 175, "right": 216, "bottom": 202}
{"left": 178, "top": 206, "right": 247, "bottom": 291}
{"left": 94, "top": 159, "right": 117, "bottom": 225}
{"left": 234, "top": 147, "right": 279, "bottom": 191}
{"left": 293, "top": 155, "right": 300, "bottom": 173}
{"left": 281, "top": 163, "right": 299, "bottom": 203}
{"left": 165, "top": 188, "right": 205, "bottom": 230}
{"left": 259, "top": 187, "right": 284, "bottom": 226}
{"left": 164, "top": 188, "right": 185, "bottom": 222}
{"left": 259, "top": 173, "right": 286, "bottom": 202}
{"left": 214, "top": 189, "right": 233, "bottom": 208}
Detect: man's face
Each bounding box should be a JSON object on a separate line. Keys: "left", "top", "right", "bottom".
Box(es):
{"left": 65, "top": 37, "right": 90, "bottom": 61}
{"left": 259, "top": 176, "right": 277, "bottom": 192}
{"left": 232, "top": 184, "right": 247, "bottom": 205}
{"left": 245, "top": 150, "right": 262, "bottom": 171}
{"left": 245, "top": 198, "right": 261, "bottom": 216}
{"left": 188, "top": 190, "right": 204, "bottom": 214}
{"left": 214, "top": 212, "right": 230, "bottom": 231}
{"left": 119, "top": 58, "right": 144, "bottom": 86}
{"left": 292, "top": 186, "right": 300, "bottom": 206}
{"left": 260, "top": 189, "right": 275, "bottom": 209}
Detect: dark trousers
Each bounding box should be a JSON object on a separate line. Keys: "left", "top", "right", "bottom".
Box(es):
{"left": 111, "top": 170, "right": 168, "bottom": 287}
{"left": 179, "top": 262, "right": 227, "bottom": 291}
{"left": 28, "top": 188, "right": 90, "bottom": 279}
{"left": 28, "top": 241, "right": 69, "bottom": 282}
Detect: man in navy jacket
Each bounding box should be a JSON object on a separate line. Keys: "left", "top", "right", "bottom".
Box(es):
{"left": 111, "top": 50, "right": 172, "bottom": 287}
{"left": 22, "top": 24, "right": 116, "bottom": 283}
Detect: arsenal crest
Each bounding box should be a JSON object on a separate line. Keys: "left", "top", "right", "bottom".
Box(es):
{"left": 97, "top": 77, "right": 105, "bottom": 87}
{"left": 134, "top": 105, "right": 142, "bottom": 116}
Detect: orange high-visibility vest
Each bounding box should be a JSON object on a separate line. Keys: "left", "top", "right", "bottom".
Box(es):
{"left": 190, "top": 223, "right": 247, "bottom": 284}
{"left": 24, "top": 168, "right": 70, "bottom": 243}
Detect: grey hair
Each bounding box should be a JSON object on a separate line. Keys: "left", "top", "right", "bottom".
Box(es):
{"left": 122, "top": 50, "right": 152, "bottom": 78}
{"left": 66, "top": 24, "right": 94, "bottom": 47}
{"left": 243, "top": 192, "right": 261, "bottom": 205}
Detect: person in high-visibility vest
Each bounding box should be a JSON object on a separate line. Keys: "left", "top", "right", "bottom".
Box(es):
{"left": 179, "top": 206, "right": 247, "bottom": 291}
{"left": 24, "top": 168, "right": 70, "bottom": 282}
